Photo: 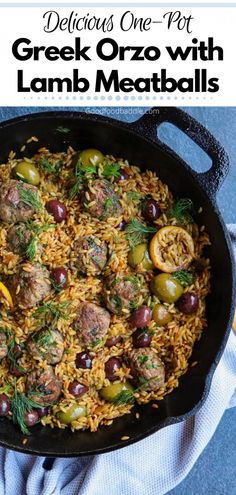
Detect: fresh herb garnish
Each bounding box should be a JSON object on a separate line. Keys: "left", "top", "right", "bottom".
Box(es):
{"left": 33, "top": 301, "right": 70, "bottom": 328}
{"left": 11, "top": 386, "right": 42, "bottom": 435}
{"left": 172, "top": 270, "right": 193, "bottom": 287}
{"left": 26, "top": 222, "right": 55, "bottom": 261}
{"left": 124, "top": 219, "right": 156, "bottom": 248}
{"left": 18, "top": 183, "right": 42, "bottom": 212}
{"left": 102, "top": 161, "right": 121, "bottom": 179}
{"left": 110, "top": 295, "right": 122, "bottom": 310}
{"left": 103, "top": 197, "right": 113, "bottom": 211}
{"left": 38, "top": 157, "right": 62, "bottom": 175}
{"left": 4, "top": 329, "right": 26, "bottom": 375}
{"left": 168, "top": 198, "right": 194, "bottom": 224}
{"left": 113, "top": 389, "right": 134, "bottom": 405}
{"left": 129, "top": 300, "right": 139, "bottom": 311}
{"left": 56, "top": 126, "right": 70, "bottom": 134}
{"left": 69, "top": 161, "right": 84, "bottom": 199}
{"left": 137, "top": 355, "right": 148, "bottom": 365}
{"left": 32, "top": 329, "right": 53, "bottom": 349}
{"left": 124, "top": 275, "right": 140, "bottom": 289}
{"left": 90, "top": 338, "right": 102, "bottom": 348}
{"left": 127, "top": 192, "right": 143, "bottom": 202}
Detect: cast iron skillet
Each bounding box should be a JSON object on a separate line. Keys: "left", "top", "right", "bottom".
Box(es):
{"left": 0, "top": 107, "right": 235, "bottom": 457}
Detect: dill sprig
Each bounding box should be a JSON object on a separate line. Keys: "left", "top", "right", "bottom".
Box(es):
{"left": 172, "top": 270, "right": 193, "bottom": 287}
{"left": 69, "top": 160, "right": 97, "bottom": 200}
{"left": 69, "top": 161, "right": 84, "bottom": 199}
{"left": 38, "top": 157, "right": 62, "bottom": 175}
{"left": 127, "top": 191, "right": 143, "bottom": 202}
{"left": 33, "top": 301, "right": 70, "bottom": 327}
{"left": 0, "top": 384, "right": 12, "bottom": 394}
{"left": 102, "top": 161, "right": 121, "bottom": 179}
{"left": 124, "top": 219, "right": 156, "bottom": 248}
{"left": 4, "top": 328, "right": 26, "bottom": 375}
{"left": 168, "top": 198, "right": 194, "bottom": 224}
{"left": 17, "top": 183, "right": 42, "bottom": 212}
{"left": 124, "top": 275, "right": 140, "bottom": 289}
{"left": 32, "top": 329, "right": 53, "bottom": 348}
{"left": 26, "top": 222, "right": 55, "bottom": 261}
{"left": 113, "top": 389, "right": 134, "bottom": 405}
{"left": 11, "top": 386, "right": 42, "bottom": 435}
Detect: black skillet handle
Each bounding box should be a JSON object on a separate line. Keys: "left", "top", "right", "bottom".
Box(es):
{"left": 130, "top": 107, "right": 229, "bottom": 198}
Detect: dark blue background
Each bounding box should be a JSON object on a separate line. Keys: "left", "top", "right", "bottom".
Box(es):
{"left": 0, "top": 106, "right": 235, "bottom": 494}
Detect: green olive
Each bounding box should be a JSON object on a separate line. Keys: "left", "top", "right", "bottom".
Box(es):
{"left": 152, "top": 303, "right": 172, "bottom": 325}
{"left": 128, "top": 243, "right": 154, "bottom": 271}
{"left": 151, "top": 274, "right": 183, "bottom": 303}
{"left": 78, "top": 149, "right": 104, "bottom": 170}
{"left": 99, "top": 381, "right": 134, "bottom": 402}
{"left": 14, "top": 161, "right": 40, "bottom": 186}
{"left": 57, "top": 403, "right": 87, "bottom": 425}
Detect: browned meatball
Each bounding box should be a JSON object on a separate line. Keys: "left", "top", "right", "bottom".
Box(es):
{"left": 7, "top": 263, "right": 51, "bottom": 309}
{"left": 26, "top": 365, "right": 62, "bottom": 406}
{"left": 27, "top": 328, "right": 64, "bottom": 364}
{"left": 0, "top": 180, "right": 38, "bottom": 223}
{"left": 74, "top": 235, "right": 107, "bottom": 275}
{"left": 75, "top": 302, "right": 111, "bottom": 346}
{"left": 128, "top": 348, "right": 165, "bottom": 392}
{"left": 103, "top": 273, "right": 139, "bottom": 315}
{"left": 84, "top": 179, "right": 121, "bottom": 220}
{"left": 0, "top": 331, "right": 8, "bottom": 360}
{"left": 7, "top": 223, "right": 32, "bottom": 256}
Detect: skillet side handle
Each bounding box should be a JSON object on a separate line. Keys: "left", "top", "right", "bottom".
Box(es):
{"left": 130, "top": 107, "right": 229, "bottom": 198}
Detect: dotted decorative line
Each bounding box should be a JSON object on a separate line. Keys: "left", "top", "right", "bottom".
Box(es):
{"left": 22, "top": 94, "right": 214, "bottom": 101}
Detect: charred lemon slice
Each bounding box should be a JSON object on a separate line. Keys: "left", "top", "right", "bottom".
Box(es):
{"left": 0, "top": 281, "right": 13, "bottom": 309}
{"left": 149, "top": 226, "right": 194, "bottom": 273}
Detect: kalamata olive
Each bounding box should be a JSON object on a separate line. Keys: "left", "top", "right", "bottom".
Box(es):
{"left": 143, "top": 198, "right": 161, "bottom": 222}
{"left": 37, "top": 406, "right": 49, "bottom": 418}
{"left": 51, "top": 267, "right": 68, "bottom": 290}
{"left": 14, "top": 161, "right": 40, "bottom": 186}
{"left": 119, "top": 168, "right": 129, "bottom": 181}
{"left": 57, "top": 403, "right": 87, "bottom": 425}
{"left": 177, "top": 292, "right": 199, "bottom": 314}
{"left": 105, "top": 335, "right": 121, "bottom": 347}
{"left": 75, "top": 351, "right": 92, "bottom": 369}
{"left": 68, "top": 381, "right": 88, "bottom": 397}
{"left": 117, "top": 219, "right": 126, "bottom": 231}
{"left": 24, "top": 410, "right": 39, "bottom": 427}
{"left": 78, "top": 149, "right": 104, "bottom": 169}
{"left": 46, "top": 199, "right": 67, "bottom": 223}
{"left": 13, "top": 343, "right": 23, "bottom": 358}
{"left": 151, "top": 274, "right": 183, "bottom": 303}
{"left": 105, "top": 357, "right": 122, "bottom": 382}
{"left": 0, "top": 394, "right": 11, "bottom": 416}
{"left": 132, "top": 328, "right": 151, "bottom": 348}
{"left": 130, "top": 306, "right": 152, "bottom": 328}
{"left": 152, "top": 304, "right": 172, "bottom": 326}
{"left": 128, "top": 243, "right": 154, "bottom": 270}
{"left": 100, "top": 380, "right": 134, "bottom": 402}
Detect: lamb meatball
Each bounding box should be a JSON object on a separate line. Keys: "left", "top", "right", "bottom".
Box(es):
{"left": 26, "top": 365, "right": 62, "bottom": 406}
{"left": 7, "top": 263, "right": 51, "bottom": 309}
{"left": 0, "top": 180, "right": 39, "bottom": 223}
{"left": 0, "top": 331, "right": 8, "bottom": 360}
{"left": 103, "top": 273, "right": 139, "bottom": 315}
{"left": 75, "top": 302, "right": 110, "bottom": 346}
{"left": 128, "top": 348, "right": 165, "bottom": 392}
{"left": 84, "top": 179, "right": 121, "bottom": 220}
{"left": 74, "top": 235, "right": 107, "bottom": 275}
{"left": 6, "top": 223, "right": 32, "bottom": 256}
{"left": 27, "top": 328, "right": 64, "bottom": 364}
